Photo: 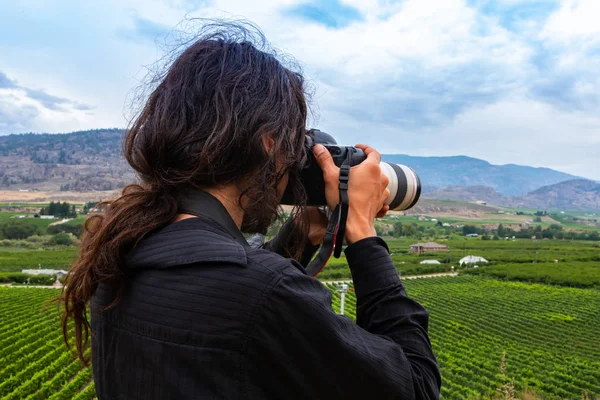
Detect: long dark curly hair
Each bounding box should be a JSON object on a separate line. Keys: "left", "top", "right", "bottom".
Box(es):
{"left": 58, "top": 20, "right": 310, "bottom": 363}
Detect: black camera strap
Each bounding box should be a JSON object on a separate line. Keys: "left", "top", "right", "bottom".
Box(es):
{"left": 305, "top": 165, "right": 350, "bottom": 277}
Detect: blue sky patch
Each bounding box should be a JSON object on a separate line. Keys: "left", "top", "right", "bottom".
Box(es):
{"left": 286, "top": 0, "right": 363, "bottom": 28}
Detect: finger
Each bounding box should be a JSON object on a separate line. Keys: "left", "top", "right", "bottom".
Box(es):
{"left": 355, "top": 144, "right": 381, "bottom": 164}
{"left": 381, "top": 171, "right": 390, "bottom": 188}
{"left": 376, "top": 205, "right": 390, "bottom": 218}
{"left": 313, "top": 144, "right": 338, "bottom": 181}
{"left": 383, "top": 188, "right": 391, "bottom": 200}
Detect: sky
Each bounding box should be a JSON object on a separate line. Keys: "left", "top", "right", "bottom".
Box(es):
{"left": 1, "top": 0, "right": 599, "bottom": 179}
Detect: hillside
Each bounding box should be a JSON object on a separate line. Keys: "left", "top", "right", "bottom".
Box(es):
{"left": 0, "top": 129, "right": 135, "bottom": 191}
{"left": 422, "top": 185, "right": 505, "bottom": 204}
{"left": 0, "top": 129, "right": 594, "bottom": 210}
{"left": 381, "top": 154, "right": 580, "bottom": 195}
{"left": 424, "top": 179, "right": 600, "bottom": 211}
{"left": 512, "top": 179, "right": 600, "bottom": 210}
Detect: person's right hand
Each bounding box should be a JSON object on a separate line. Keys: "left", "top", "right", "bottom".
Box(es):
{"left": 313, "top": 144, "right": 390, "bottom": 244}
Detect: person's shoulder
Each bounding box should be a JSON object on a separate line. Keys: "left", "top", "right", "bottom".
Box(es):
{"left": 245, "top": 246, "right": 307, "bottom": 279}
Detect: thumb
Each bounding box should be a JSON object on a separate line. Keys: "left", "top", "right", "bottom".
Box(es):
{"left": 313, "top": 145, "right": 337, "bottom": 179}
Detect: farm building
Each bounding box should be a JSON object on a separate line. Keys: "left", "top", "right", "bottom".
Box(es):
{"left": 420, "top": 260, "right": 441, "bottom": 265}
{"left": 459, "top": 256, "right": 488, "bottom": 266}
{"left": 409, "top": 242, "right": 449, "bottom": 254}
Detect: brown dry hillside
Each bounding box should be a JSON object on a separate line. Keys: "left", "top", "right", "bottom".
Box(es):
{"left": 0, "top": 129, "right": 135, "bottom": 191}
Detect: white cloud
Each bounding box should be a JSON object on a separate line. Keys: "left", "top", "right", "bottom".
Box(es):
{"left": 0, "top": 0, "right": 599, "bottom": 179}
{"left": 541, "top": 0, "right": 600, "bottom": 43}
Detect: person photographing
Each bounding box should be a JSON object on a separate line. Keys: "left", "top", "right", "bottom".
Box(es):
{"left": 60, "top": 22, "right": 441, "bottom": 400}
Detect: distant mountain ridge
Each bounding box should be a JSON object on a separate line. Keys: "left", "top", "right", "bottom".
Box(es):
{"left": 381, "top": 154, "right": 582, "bottom": 195}
{"left": 424, "top": 179, "right": 600, "bottom": 211}
{"left": 0, "top": 129, "right": 595, "bottom": 209}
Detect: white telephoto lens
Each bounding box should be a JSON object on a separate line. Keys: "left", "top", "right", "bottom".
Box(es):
{"left": 380, "top": 163, "right": 421, "bottom": 211}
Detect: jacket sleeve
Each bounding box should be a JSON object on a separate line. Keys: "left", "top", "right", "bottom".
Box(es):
{"left": 246, "top": 237, "right": 441, "bottom": 400}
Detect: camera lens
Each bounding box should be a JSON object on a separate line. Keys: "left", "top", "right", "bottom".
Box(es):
{"left": 380, "top": 163, "right": 421, "bottom": 211}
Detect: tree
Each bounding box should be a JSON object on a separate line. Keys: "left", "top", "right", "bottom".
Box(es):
{"left": 462, "top": 225, "right": 478, "bottom": 235}
{"left": 549, "top": 224, "right": 563, "bottom": 232}
{"left": 40, "top": 201, "right": 75, "bottom": 218}
{"left": 82, "top": 201, "right": 99, "bottom": 214}
{"left": 588, "top": 231, "right": 600, "bottom": 241}
{"left": 403, "top": 223, "right": 418, "bottom": 237}
{"left": 48, "top": 223, "right": 83, "bottom": 237}
{"left": 51, "top": 232, "right": 74, "bottom": 246}
{"left": 0, "top": 221, "right": 38, "bottom": 240}
{"left": 393, "top": 222, "right": 403, "bottom": 237}
{"left": 497, "top": 224, "right": 506, "bottom": 238}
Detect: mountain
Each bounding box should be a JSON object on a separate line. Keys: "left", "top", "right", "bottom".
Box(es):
{"left": 381, "top": 154, "right": 581, "bottom": 195}
{"left": 0, "top": 129, "right": 135, "bottom": 191}
{"left": 423, "top": 179, "right": 600, "bottom": 211}
{"left": 512, "top": 179, "right": 600, "bottom": 210}
{"left": 422, "top": 185, "right": 506, "bottom": 204}
{"left": 0, "top": 129, "right": 592, "bottom": 210}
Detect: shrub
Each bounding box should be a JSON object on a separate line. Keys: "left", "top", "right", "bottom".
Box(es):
{"left": 0, "top": 272, "right": 57, "bottom": 285}
{"left": 47, "top": 224, "right": 83, "bottom": 237}
{"left": 50, "top": 233, "right": 75, "bottom": 246}
{"left": 0, "top": 220, "right": 39, "bottom": 240}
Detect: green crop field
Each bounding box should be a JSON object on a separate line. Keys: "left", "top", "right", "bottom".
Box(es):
{"left": 2, "top": 276, "right": 599, "bottom": 399}
{"left": 326, "top": 276, "right": 600, "bottom": 399}
{"left": 0, "top": 249, "right": 77, "bottom": 272}
{"left": 318, "top": 238, "right": 600, "bottom": 281}
{"left": 464, "top": 261, "right": 600, "bottom": 288}
{"left": 0, "top": 288, "right": 96, "bottom": 400}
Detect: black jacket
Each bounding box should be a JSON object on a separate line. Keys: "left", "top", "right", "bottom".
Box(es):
{"left": 91, "top": 192, "right": 441, "bottom": 399}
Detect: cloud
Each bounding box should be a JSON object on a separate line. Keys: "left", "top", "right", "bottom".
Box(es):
{"left": 0, "top": 71, "right": 94, "bottom": 133}
{"left": 0, "top": 0, "right": 599, "bottom": 179}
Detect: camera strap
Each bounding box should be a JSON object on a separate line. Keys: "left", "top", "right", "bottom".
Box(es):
{"left": 305, "top": 165, "right": 350, "bottom": 277}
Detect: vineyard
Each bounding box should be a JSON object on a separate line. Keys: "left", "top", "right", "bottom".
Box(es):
{"left": 464, "top": 261, "right": 600, "bottom": 288}
{"left": 325, "top": 276, "right": 600, "bottom": 399}
{"left": 2, "top": 276, "right": 600, "bottom": 399}
{"left": 0, "top": 288, "right": 95, "bottom": 400}
{"left": 317, "top": 238, "right": 600, "bottom": 280}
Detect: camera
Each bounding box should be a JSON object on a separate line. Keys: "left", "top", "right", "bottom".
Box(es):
{"left": 282, "top": 129, "right": 421, "bottom": 211}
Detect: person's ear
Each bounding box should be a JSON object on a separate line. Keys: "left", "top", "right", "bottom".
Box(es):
{"left": 262, "top": 134, "right": 276, "bottom": 155}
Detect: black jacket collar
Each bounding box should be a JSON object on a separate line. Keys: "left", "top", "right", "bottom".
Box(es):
{"left": 177, "top": 189, "right": 249, "bottom": 248}
{"left": 126, "top": 190, "right": 249, "bottom": 271}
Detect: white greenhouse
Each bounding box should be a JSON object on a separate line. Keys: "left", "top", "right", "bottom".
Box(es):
{"left": 459, "top": 256, "right": 488, "bottom": 266}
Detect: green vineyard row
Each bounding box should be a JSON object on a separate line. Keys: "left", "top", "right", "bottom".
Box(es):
{"left": 2, "top": 275, "right": 599, "bottom": 399}
{"left": 325, "top": 276, "right": 600, "bottom": 399}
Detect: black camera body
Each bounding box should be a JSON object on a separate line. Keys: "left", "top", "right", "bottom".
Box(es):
{"left": 282, "top": 129, "right": 421, "bottom": 211}
{"left": 281, "top": 130, "right": 366, "bottom": 207}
